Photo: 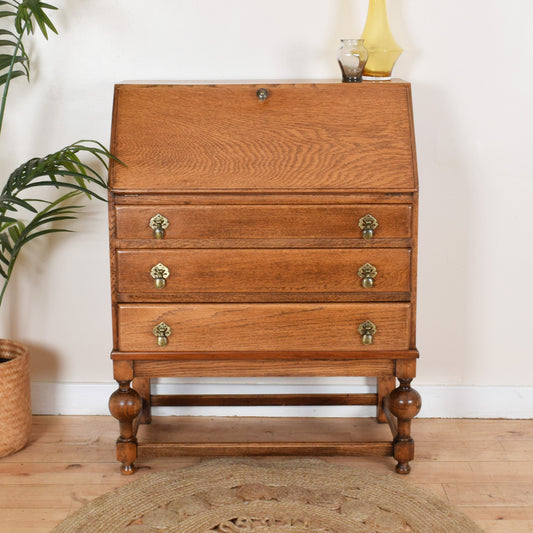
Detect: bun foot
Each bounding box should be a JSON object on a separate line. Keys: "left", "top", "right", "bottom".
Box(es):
{"left": 395, "top": 462, "right": 411, "bottom": 475}
{"left": 121, "top": 463, "right": 137, "bottom": 475}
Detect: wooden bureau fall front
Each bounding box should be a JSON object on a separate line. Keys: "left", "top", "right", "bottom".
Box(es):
{"left": 107, "top": 81, "right": 421, "bottom": 474}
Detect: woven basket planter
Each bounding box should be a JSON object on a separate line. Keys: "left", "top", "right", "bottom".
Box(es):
{"left": 0, "top": 339, "right": 31, "bottom": 457}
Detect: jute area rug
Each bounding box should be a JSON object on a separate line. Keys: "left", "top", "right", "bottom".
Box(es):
{"left": 51, "top": 459, "right": 484, "bottom": 533}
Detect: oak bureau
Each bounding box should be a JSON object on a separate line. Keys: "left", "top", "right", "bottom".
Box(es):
{"left": 108, "top": 81, "right": 421, "bottom": 474}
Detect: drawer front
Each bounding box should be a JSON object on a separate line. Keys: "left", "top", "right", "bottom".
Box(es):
{"left": 115, "top": 205, "right": 412, "bottom": 242}
{"left": 116, "top": 249, "right": 411, "bottom": 296}
{"left": 117, "top": 303, "right": 411, "bottom": 352}
{"left": 110, "top": 83, "right": 417, "bottom": 191}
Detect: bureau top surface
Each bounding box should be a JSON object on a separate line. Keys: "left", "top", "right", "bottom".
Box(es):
{"left": 109, "top": 82, "right": 418, "bottom": 193}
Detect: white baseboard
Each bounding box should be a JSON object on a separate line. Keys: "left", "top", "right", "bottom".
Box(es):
{"left": 31, "top": 380, "right": 533, "bottom": 419}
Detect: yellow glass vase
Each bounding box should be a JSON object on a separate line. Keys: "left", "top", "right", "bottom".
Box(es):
{"left": 361, "top": 0, "right": 402, "bottom": 80}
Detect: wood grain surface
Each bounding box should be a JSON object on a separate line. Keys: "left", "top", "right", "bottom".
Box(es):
{"left": 117, "top": 302, "right": 411, "bottom": 352}
{"left": 109, "top": 83, "right": 417, "bottom": 191}
{"left": 132, "top": 358, "right": 396, "bottom": 378}
{"left": 114, "top": 204, "right": 412, "bottom": 241}
{"left": 138, "top": 441, "right": 394, "bottom": 457}
{"left": 116, "top": 248, "right": 411, "bottom": 296}
{"left": 149, "top": 393, "right": 379, "bottom": 407}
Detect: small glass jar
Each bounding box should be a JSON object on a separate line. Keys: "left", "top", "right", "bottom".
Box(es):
{"left": 337, "top": 39, "right": 368, "bottom": 83}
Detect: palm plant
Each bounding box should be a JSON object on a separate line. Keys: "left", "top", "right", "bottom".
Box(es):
{"left": 0, "top": 0, "right": 113, "bottom": 306}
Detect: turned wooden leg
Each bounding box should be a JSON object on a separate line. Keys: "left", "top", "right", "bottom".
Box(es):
{"left": 109, "top": 380, "right": 142, "bottom": 475}
{"left": 389, "top": 377, "right": 422, "bottom": 474}
{"left": 133, "top": 377, "right": 152, "bottom": 424}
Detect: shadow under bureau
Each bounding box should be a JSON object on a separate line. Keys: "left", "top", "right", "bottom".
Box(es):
{"left": 107, "top": 81, "right": 421, "bottom": 474}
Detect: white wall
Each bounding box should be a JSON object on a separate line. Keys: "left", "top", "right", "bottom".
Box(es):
{"left": 1, "top": 1, "right": 532, "bottom": 417}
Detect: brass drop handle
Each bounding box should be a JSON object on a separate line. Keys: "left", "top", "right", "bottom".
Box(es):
{"left": 149, "top": 214, "right": 169, "bottom": 239}
{"left": 358, "top": 320, "right": 377, "bottom": 345}
{"left": 357, "top": 263, "right": 377, "bottom": 289}
{"left": 153, "top": 322, "right": 171, "bottom": 347}
{"left": 150, "top": 263, "right": 170, "bottom": 289}
{"left": 358, "top": 214, "right": 378, "bottom": 240}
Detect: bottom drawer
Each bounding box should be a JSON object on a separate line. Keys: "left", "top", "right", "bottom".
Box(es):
{"left": 117, "top": 303, "right": 411, "bottom": 352}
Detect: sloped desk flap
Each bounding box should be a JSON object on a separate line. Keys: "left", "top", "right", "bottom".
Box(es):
{"left": 109, "top": 82, "right": 417, "bottom": 193}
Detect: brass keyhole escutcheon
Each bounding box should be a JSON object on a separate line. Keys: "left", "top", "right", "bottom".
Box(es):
{"left": 153, "top": 322, "right": 171, "bottom": 347}
{"left": 150, "top": 263, "right": 170, "bottom": 289}
{"left": 358, "top": 320, "right": 377, "bottom": 345}
{"left": 357, "top": 263, "right": 378, "bottom": 289}
{"left": 358, "top": 214, "right": 378, "bottom": 240}
{"left": 149, "top": 214, "right": 169, "bottom": 239}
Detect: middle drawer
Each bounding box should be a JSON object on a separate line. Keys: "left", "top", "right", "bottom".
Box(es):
{"left": 116, "top": 249, "right": 411, "bottom": 299}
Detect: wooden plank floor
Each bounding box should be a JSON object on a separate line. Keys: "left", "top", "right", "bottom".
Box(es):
{"left": 0, "top": 416, "right": 532, "bottom": 532}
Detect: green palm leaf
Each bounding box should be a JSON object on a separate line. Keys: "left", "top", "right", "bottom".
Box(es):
{"left": 5, "top": 141, "right": 115, "bottom": 199}
{"left": 14, "top": 0, "right": 57, "bottom": 37}
{"left": 0, "top": 2, "right": 118, "bottom": 306}
{"left": 0, "top": 143, "right": 114, "bottom": 305}
{"left": 0, "top": 194, "right": 37, "bottom": 212}
{"left": 1, "top": 1, "right": 58, "bottom": 133}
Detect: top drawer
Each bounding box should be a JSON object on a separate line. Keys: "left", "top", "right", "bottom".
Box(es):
{"left": 114, "top": 204, "right": 412, "bottom": 243}
{"left": 109, "top": 83, "right": 417, "bottom": 192}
